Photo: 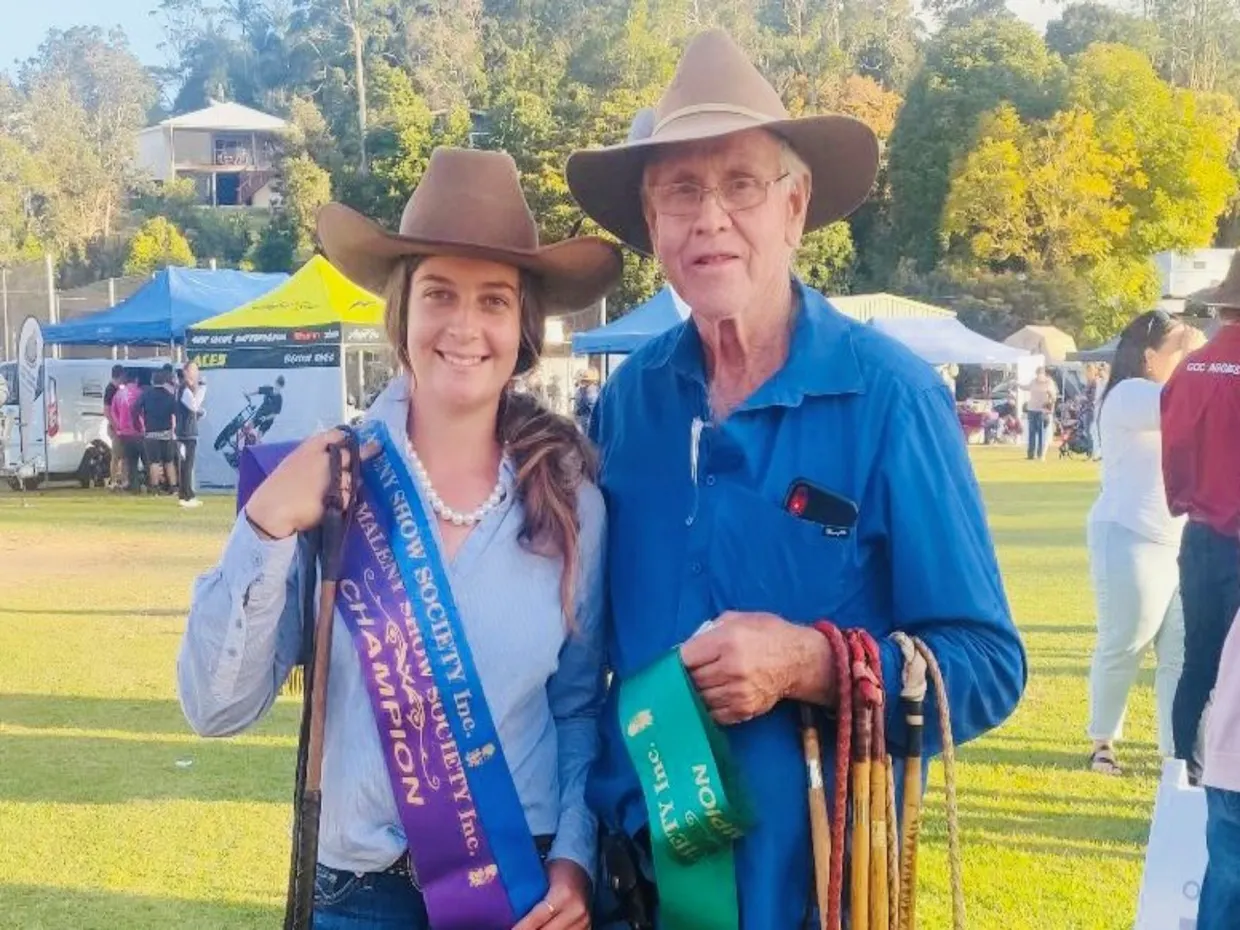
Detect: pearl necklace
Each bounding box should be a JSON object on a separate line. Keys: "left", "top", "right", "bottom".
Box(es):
{"left": 405, "top": 438, "right": 506, "bottom": 527}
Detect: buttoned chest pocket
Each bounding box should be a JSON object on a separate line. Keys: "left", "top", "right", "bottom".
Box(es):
{"left": 707, "top": 484, "right": 854, "bottom": 623}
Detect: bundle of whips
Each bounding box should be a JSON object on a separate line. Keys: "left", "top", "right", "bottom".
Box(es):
{"left": 284, "top": 430, "right": 362, "bottom": 930}
{"left": 799, "top": 623, "right": 964, "bottom": 930}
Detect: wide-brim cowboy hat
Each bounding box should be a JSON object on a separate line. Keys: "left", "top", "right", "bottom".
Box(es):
{"left": 566, "top": 29, "right": 880, "bottom": 255}
{"left": 1203, "top": 250, "right": 1240, "bottom": 311}
{"left": 317, "top": 148, "right": 622, "bottom": 311}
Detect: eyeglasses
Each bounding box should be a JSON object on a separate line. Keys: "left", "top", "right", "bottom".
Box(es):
{"left": 647, "top": 173, "right": 791, "bottom": 217}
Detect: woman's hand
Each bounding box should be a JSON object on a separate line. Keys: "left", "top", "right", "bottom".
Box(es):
{"left": 511, "top": 859, "right": 591, "bottom": 930}
{"left": 244, "top": 429, "right": 377, "bottom": 540}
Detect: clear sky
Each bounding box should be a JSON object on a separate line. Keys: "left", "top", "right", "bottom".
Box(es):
{"left": 1, "top": 0, "right": 168, "bottom": 74}
{"left": 0, "top": 0, "right": 1071, "bottom": 75}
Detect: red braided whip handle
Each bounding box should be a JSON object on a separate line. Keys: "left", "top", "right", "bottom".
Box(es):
{"left": 813, "top": 622, "right": 851, "bottom": 930}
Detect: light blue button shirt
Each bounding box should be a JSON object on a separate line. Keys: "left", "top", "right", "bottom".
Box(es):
{"left": 177, "top": 378, "right": 607, "bottom": 879}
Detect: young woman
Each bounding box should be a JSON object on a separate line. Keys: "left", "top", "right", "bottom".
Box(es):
{"left": 177, "top": 148, "right": 622, "bottom": 930}
{"left": 1085, "top": 310, "right": 1204, "bottom": 774}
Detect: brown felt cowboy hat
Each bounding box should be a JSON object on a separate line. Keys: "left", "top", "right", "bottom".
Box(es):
{"left": 1202, "top": 250, "right": 1240, "bottom": 311}
{"left": 317, "top": 147, "right": 622, "bottom": 311}
{"left": 566, "top": 29, "right": 880, "bottom": 255}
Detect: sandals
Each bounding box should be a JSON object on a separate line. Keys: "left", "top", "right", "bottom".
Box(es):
{"left": 1090, "top": 746, "right": 1122, "bottom": 776}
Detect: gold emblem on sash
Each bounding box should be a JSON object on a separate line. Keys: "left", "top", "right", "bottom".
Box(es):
{"left": 627, "top": 709, "right": 654, "bottom": 737}
{"left": 469, "top": 865, "right": 499, "bottom": 887}
{"left": 466, "top": 743, "right": 496, "bottom": 768}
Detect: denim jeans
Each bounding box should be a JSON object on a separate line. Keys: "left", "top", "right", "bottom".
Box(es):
{"left": 1199, "top": 788, "right": 1240, "bottom": 930}
{"left": 1026, "top": 411, "right": 1047, "bottom": 460}
{"left": 313, "top": 864, "right": 430, "bottom": 930}
{"left": 1172, "top": 523, "right": 1240, "bottom": 767}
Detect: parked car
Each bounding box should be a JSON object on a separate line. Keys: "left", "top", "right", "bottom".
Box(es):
{"left": 0, "top": 358, "right": 169, "bottom": 490}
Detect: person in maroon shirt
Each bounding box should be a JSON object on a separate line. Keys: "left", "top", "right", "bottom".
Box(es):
{"left": 1162, "top": 250, "right": 1240, "bottom": 777}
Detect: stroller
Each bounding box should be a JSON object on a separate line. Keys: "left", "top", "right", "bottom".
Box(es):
{"left": 1058, "top": 417, "right": 1095, "bottom": 460}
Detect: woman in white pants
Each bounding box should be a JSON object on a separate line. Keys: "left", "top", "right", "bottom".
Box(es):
{"left": 1087, "top": 310, "right": 1204, "bottom": 774}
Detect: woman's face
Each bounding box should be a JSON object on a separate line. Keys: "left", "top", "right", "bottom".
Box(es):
{"left": 1145, "top": 325, "right": 1189, "bottom": 384}
{"left": 405, "top": 255, "right": 523, "bottom": 414}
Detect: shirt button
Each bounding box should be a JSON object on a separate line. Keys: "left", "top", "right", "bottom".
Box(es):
{"left": 705, "top": 475, "right": 716, "bottom": 487}
{"left": 690, "top": 562, "right": 703, "bottom": 575}
{"left": 685, "top": 515, "right": 694, "bottom": 527}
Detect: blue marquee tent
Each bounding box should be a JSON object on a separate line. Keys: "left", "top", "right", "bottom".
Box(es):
{"left": 43, "top": 267, "right": 288, "bottom": 346}
{"left": 869, "top": 317, "right": 1031, "bottom": 366}
{"left": 571, "top": 286, "right": 690, "bottom": 355}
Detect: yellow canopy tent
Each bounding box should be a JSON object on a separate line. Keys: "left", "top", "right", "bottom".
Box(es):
{"left": 189, "top": 254, "right": 384, "bottom": 338}
{"left": 184, "top": 256, "right": 392, "bottom": 490}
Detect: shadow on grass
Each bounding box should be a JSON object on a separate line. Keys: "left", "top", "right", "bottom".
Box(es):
{"left": 948, "top": 784, "right": 1157, "bottom": 811}
{"left": 0, "top": 693, "right": 301, "bottom": 738}
{"left": 1020, "top": 624, "right": 1094, "bottom": 637}
{"left": 916, "top": 796, "right": 1152, "bottom": 852}
{"left": 1029, "top": 664, "right": 1093, "bottom": 679}
{"left": 0, "top": 883, "right": 278, "bottom": 930}
{"left": 959, "top": 742, "right": 1097, "bottom": 770}
{"left": 958, "top": 806, "right": 1151, "bottom": 850}
{"left": 0, "top": 608, "right": 186, "bottom": 618}
{"left": 989, "top": 527, "right": 1088, "bottom": 548}
{"left": 0, "top": 731, "right": 297, "bottom": 803}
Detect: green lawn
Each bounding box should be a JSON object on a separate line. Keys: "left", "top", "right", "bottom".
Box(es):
{"left": 0, "top": 448, "right": 1156, "bottom": 929}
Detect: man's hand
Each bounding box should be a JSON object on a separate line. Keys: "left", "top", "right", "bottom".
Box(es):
{"left": 679, "top": 612, "right": 837, "bottom": 725}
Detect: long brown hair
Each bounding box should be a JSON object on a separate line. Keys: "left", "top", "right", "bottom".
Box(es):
{"left": 382, "top": 256, "right": 597, "bottom": 627}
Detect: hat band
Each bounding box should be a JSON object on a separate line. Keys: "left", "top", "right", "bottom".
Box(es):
{"left": 652, "top": 102, "right": 777, "bottom": 137}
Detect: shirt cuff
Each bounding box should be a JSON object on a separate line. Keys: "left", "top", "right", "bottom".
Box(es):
{"left": 549, "top": 805, "right": 599, "bottom": 888}
{"left": 222, "top": 509, "right": 297, "bottom": 598}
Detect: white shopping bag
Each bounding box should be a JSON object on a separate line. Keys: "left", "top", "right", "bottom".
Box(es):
{"left": 1135, "top": 759, "right": 1208, "bottom": 930}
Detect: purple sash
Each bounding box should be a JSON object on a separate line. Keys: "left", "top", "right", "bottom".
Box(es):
{"left": 335, "top": 421, "right": 546, "bottom": 927}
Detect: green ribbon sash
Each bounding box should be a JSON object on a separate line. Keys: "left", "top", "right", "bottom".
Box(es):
{"left": 618, "top": 651, "right": 753, "bottom": 930}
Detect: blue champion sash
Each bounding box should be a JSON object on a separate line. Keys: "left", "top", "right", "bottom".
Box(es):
{"left": 338, "top": 419, "right": 547, "bottom": 927}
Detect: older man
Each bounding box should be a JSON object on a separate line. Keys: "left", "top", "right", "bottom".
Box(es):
{"left": 566, "top": 30, "right": 1026, "bottom": 927}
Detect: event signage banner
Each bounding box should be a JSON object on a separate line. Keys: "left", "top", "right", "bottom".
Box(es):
{"left": 186, "top": 323, "right": 341, "bottom": 350}
{"left": 344, "top": 324, "right": 385, "bottom": 345}
{"left": 195, "top": 363, "right": 343, "bottom": 489}
{"left": 189, "top": 346, "right": 341, "bottom": 371}
{"left": 16, "top": 316, "right": 43, "bottom": 465}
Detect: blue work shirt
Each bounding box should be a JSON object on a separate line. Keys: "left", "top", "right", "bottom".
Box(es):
{"left": 587, "top": 279, "right": 1026, "bottom": 927}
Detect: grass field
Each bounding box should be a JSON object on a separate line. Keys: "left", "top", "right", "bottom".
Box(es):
{"left": 0, "top": 447, "right": 1161, "bottom": 929}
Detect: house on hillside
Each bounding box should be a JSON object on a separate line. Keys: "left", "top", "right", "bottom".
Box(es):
{"left": 1154, "top": 248, "right": 1235, "bottom": 314}
{"left": 135, "top": 101, "right": 288, "bottom": 208}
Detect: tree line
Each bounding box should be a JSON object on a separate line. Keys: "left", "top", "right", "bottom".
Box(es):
{"left": 2, "top": 0, "right": 1239, "bottom": 342}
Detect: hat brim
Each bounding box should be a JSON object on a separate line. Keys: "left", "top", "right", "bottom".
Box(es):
{"left": 316, "top": 203, "right": 623, "bottom": 312}
{"left": 1203, "top": 283, "right": 1240, "bottom": 310}
{"left": 566, "top": 112, "right": 880, "bottom": 254}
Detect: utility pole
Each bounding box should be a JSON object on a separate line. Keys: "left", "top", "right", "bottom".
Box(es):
{"left": 45, "top": 253, "right": 60, "bottom": 360}
{"left": 2, "top": 268, "right": 9, "bottom": 362}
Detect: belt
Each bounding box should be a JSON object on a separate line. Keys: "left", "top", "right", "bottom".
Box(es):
{"left": 381, "top": 834, "right": 556, "bottom": 882}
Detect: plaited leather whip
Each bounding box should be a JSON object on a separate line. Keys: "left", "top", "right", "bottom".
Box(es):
{"left": 284, "top": 429, "right": 362, "bottom": 930}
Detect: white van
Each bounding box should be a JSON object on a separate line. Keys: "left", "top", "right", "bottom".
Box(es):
{"left": 0, "top": 358, "right": 170, "bottom": 490}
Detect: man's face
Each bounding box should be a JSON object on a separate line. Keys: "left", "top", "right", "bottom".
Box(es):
{"left": 184, "top": 363, "right": 199, "bottom": 385}
{"left": 642, "top": 129, "right": 809, "bottom": 324}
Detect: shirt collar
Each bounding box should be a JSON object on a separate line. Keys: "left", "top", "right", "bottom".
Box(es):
{"left": 648, "top": 277, "right": 865, "bottom": 408}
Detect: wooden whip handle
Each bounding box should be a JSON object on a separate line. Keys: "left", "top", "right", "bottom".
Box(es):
{"left": 869, "top": 751, "right": 889, "bottom": 930}
{"left": 851, "top": 759, "right": 871, "bottom": 930}
{"left": 801, "top": 707, "right": 831, "bottom": 930}
{"left": 899, "top": 762, "right": 924, "bottom": 930}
